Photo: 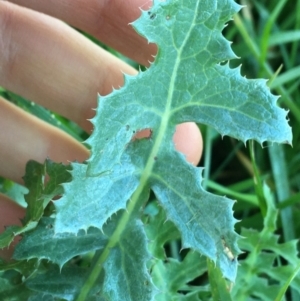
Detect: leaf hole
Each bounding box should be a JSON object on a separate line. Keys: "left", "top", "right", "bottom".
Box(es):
{"left": 131, "top": 128, "right": 153, "bottom": 141}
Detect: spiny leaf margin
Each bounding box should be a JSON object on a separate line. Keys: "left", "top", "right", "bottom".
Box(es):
{"left": 54, "top": 0, "right": 292, "bottom": 285}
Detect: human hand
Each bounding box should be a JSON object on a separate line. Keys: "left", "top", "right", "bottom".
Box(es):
{"left": 0, "top": 0, "right": 203, "bottom": 259}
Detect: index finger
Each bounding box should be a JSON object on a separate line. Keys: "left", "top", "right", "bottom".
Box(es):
{"left": 8, "top": 0, "right": 157, "bottom": 65}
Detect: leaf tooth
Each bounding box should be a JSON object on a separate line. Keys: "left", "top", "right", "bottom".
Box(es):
{"left": 149, "top": 253, "right": 158, "bottom": 261}
{"left": 180, "top": 242, "right": 191, "bottom": 253}
{"left": 123, "top": 73, "right": 135, "bottom": 86}
{"left": 238, "top": 4, "right": 247, "bottom": 11}
{"left": 152, "top": 286, "right": 164, "bottom": 299}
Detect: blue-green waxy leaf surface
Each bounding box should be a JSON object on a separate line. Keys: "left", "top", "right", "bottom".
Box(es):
{"left": 55, "top": 162, "right": 139, "bottom": 233}
{"left": 86, "top": 0, "right": 291, "bottom": 175}
{"left": 102, "top": 218, "right": 155, "bottom": 301}
{"left": 54, "top": 0, "right": 292, "bottom": 283}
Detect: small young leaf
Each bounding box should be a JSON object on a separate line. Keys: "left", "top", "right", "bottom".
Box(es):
{"left": 23, "top": 160, "right": 71, "bottom": 223}
{"left": 0, "top": 160, "right": 72, "bottom": 250}
{"left": 232, "top": 184, "right": 300, "bottom": 300}
{"left": 152, "top": 251, "right": 207, "bottom": 300}
{"left": 23, "top": 160, "right": 46, "bottom": 224}
{"left": 0, "top": 178, "right": 27, "bottom": 208}
{"left": 145, "top": 201, "right": 181, "bottom": 259}
{"left": 0, "top": 225, "right": 22, "bottom": 250}
{"left": 43, "top": 159, "right": 72, "bottom": 204}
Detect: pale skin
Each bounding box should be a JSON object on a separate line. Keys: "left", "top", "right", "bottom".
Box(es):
{"left": 0, "top": 0, "right": 203, "bottom": 259}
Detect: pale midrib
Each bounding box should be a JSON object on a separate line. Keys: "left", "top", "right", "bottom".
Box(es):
{"left": 75, "top": 3, "right": 200, "bottom": 300}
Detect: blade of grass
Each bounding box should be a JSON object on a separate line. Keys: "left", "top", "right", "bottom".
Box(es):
{"left": 227, "top": 176, "right": 268, "bottom": 192}
{"left": 249, "top": 141, "right": 267, "bottom": 216}
{"left": 258, "top": 0, "right": 288, "bottom": 71}
{"left": 211, "top": 142, "right": 245, "bottom": 181}
{"left": 269, "top": 30, "right": 300, "bottom": 47}
{"left": 290, "top": 0, "right": 300, "bottom": 66}
{"left": 253, "top": 1, "right": 291, "bottom": 71}
{"left": 270, "top": 66, "right": 300, "bottom": 89}
{"left": 277, "top": 192, "right": 300, "bottom": 209}
{"left": 274, "top": 261, "right": 300, "bottom": 301}
{"left": 205, "top": 180, "right": 259, "bottom": 206}
{"left": 203, "top": 126, "right": 217, "bottom": 189}
{"left": 268, "top": 144, "right": 294, "bottom": 241}
{"left": 233, "top": 13, "right": 300, "bottom": 124}
{"left": 4, "top": 91, "right": 85, "bottom": 142}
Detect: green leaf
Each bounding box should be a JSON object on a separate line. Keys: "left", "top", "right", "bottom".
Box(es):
{"left": 145, "top": 201, "right": 181, "bottom": 259}
{"left": 0, "top": 257, "right": 38, "bottom": 274}
{"left": 0, "top": 178, "right": 27, "bottom": 208}
{"left": 86, "top": 0, "right": 291, "bottom": 175}
{"left": 0, "top": 226, "right": 22, "bottom": 249}
{"left": 232, "top": 184, "right": 300, "bottom": 300}
{"left": 0, "top": 160, "right": 71, "bottom": 250}
{"left": 0, "top": 270, "right": 32, "bottom": 301}
{"left": 152, "top": 251, "right": 208, "bottom": 300}
{"left": 43, "top": 160, "right": 72, "bottom": 205}
{"left": 23, "top": 159, "right": 71, "bottom": 224}
{"left": 13, "top": 218, "right": 106, "bottom": 269}
{"left": 54, "top": 0, "right": 292, "bottom": 285}
{"left": 23, "top": 160, "right": 46, "bottom": 224}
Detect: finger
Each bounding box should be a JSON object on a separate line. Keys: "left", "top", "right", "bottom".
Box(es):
{"left": 8, "top": 0, "right": 156, "bottom": 65}
{"left": 0, "top": 1, "right": 136, "bottom": 132}
{"left": 0, "top": 96, "right": 202, "bottom": 184}
{"left": 0, "top": 194, "right": 25, "bottom": 260}
{"left": 174, "top": 122, "right": 203, "bottom": 166}
{"left": 135, "top": 122, "right": 203, "bottom": 165}
{"left": 0, "top": 97, "right": 89, "bottom": 183}
{"left": 0, "top": 2, "right": 202, "bottom": 160}
{"left": 0, "top": 2, "right": 202, "bottom": 170}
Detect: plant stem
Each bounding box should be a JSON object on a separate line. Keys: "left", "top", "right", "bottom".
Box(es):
{"left": 268, "top": 144, "right": 294, "bottom": 241}
{"left": 268, "top": 144, "right": 299, "bottom": 301}
{"left": 259, "top": 0, "right": 288, "bottom": 73}
{"left": 75, "top": 186, "right": 149, "bottom": 301}
{"left": 203, "top": 126, "right": 214, "bottom": 189}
